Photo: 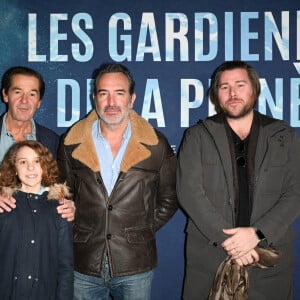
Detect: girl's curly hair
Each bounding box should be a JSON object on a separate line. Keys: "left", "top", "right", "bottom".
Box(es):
{"left": 0, "top": 140, "right": 59, "bottom": 188}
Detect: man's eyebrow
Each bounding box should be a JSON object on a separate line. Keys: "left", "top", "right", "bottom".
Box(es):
{"left": 219, "top": 80, "right": 247, "bottom": 86}
{"left": 97, "top": 88, "right": 126, "bottom": 92}
{"left": 11, "top": 87, "right": 39, "bottom": 93}
{"left": 218, "top": 82, "right": 229, "bottom": 87}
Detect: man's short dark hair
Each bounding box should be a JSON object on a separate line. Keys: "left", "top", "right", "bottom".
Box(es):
{"left": 92, "top": 63, "right": 136, "bottom": 95}
{"left": 1, "top": 66, "right": 45, "bottom": 100}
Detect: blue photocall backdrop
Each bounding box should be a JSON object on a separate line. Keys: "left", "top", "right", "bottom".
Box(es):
{"left": 1, "top": 0, "right": 300, "bottom": 299}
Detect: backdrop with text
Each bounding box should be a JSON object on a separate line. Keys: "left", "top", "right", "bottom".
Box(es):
{"left": 1, "top": 0, "right": 300, "bottom": 299}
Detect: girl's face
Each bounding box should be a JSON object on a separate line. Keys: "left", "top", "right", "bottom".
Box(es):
{"left": 15, "top": 146, "right": 43, "bottom": 193}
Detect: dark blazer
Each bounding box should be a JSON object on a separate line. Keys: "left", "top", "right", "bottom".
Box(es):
{"left": 0, "top": 114, "right": 59, "bottom": 158}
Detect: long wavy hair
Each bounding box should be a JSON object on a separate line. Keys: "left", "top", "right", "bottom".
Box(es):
{"left": 0, "top": 140, "right": 59, "bottom": 188}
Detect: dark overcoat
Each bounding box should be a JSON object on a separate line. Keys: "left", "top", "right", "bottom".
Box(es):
{"left": 177, "top": 112, "right": 300, "bottom": 300}
{"left": 0, "top": 187, "right": 73, "bottom": 300}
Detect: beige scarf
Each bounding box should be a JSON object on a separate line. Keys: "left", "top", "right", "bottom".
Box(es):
{"left": 209, "top": 247, "right": 281, "bottom": 300}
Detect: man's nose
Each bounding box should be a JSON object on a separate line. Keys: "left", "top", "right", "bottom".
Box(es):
{"left": 20, "top": 93, "right": 29, "bottom": 103}
{"left": 230, "top": 87, "right": 236, "bottom": 97}
{"left": 107, "top": 94, "right": 115, "bottom": 105}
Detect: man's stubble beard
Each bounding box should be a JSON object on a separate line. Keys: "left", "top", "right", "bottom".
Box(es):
{"left": 221, "top": 99, "right": 255, "bottom": 120}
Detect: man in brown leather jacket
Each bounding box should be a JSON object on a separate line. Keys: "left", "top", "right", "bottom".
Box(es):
{"left": 57, "top": 63, "right": 178, "bottom": 300}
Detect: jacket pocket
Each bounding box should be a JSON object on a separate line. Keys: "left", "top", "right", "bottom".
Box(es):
{"left": 73, "top": 224, "right": 93, "bottom": 243}
{"left": 125, "top": 225, "right": 155, "bottom": 244}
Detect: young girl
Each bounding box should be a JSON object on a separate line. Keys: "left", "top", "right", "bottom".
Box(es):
{"left": 0, "top": 140, "right": 73, "bottom": 300}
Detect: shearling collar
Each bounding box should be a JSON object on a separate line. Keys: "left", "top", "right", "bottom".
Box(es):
{"left": 1, "top": 183, "right": 71, "bottom": 200}
{"left": 64, "top": 109, "right": 159, "bottom": 173}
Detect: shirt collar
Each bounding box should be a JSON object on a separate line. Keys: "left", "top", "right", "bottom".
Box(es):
{"left": 3, "top": 113, "right": 36, "bottom": 139}
{"left": 97, "top": 120, "right": 132, "bottom": 141}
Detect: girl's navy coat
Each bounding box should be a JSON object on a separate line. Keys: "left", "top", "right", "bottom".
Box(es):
{"left": 0, "top": 187, "right": 73, "bottom": 300}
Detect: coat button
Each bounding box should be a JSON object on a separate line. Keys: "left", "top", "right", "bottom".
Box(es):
{"left": 107, "top": 234, "right": 112, "bottom": 239}
{"left": 108, "top": 205, "right": 113, "bottom": 211}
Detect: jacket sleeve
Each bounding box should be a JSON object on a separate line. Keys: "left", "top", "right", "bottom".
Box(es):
{"left": 153, "top": 134, "right": 178, "bottom": 231}
{"left": 57, "top": 134, "right": 75, "bottom": 190}
{"left": 35, "top": 122, "right": 60, "bottom": 158}
{"left": 177, "top": 126, "right": 231, "bottom": 245}
{"left": 252, "top": 129, "right": 300, "bottom": 245}
{"left": 55, "top": 217, "right": 74, "bottom": 300}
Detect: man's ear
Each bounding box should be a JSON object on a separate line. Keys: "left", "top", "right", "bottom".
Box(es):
{"left": 130, "top": 93, "right": 136, "bottom": 108}
{"left": 2, "top": 89, "right": 8, "bottom": 103}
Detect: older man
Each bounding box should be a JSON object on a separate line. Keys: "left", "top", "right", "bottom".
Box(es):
{"left": 0, "top": 66, "right": 75, "bottom": 220}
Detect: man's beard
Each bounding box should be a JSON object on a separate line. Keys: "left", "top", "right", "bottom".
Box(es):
{"left": 97, "top": 105, "right": 131, "bottom": 126}
{"left": 221, "top": 99, "right": 254, "bottom": 119}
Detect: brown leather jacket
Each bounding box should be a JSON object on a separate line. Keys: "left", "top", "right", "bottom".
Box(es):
{"left": 57, "top": 109, "right": 178, "bottom": 277}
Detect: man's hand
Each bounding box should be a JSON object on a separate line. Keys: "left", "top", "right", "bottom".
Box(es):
{"left": 0, "top": 194, "right": 16, "bottom": 213}
{"left": 0, "top": 193, "right": 76, "bottom": 222}
{"left": 234, "top": 248, "right": 259, "bottom": 266}
{"left": 221, "top": 227, "right": 260, "bottom": 258}
{"left": 57, "top": 199, "right": 75, "bottom": 222}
